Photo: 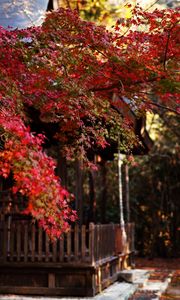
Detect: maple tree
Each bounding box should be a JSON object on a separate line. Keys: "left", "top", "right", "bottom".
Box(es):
{"left": 0, "top": 5, "right": 179, "bottom": 238}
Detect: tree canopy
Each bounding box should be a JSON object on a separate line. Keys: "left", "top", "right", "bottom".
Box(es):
{"left": 0, "top": 5, "right": 179, "bottom": 238}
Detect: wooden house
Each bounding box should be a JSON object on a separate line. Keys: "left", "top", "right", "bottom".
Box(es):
{"left": 0, "top": 106, "right": 151, "bottom": 297}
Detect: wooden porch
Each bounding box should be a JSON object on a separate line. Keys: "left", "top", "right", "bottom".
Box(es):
{"left": 0, "top": 214, "right": 135, "bottom": 297}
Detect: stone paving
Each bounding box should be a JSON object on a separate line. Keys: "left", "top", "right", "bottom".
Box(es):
{"left": 129, "top": 269, "right": 178, "bottom": 300}
{"left": 160, "top": 270, "right": 180, "bottom": 300}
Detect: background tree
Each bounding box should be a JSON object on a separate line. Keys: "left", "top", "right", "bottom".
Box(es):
{"left": 129, "top": 112, "right": 180, "bottom": 258}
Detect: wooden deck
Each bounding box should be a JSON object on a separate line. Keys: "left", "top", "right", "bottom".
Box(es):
{"left": 0, "top": 199, "right": 135, "bottom": 296}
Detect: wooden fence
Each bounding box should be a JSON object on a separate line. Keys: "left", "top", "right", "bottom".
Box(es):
{"left": 0, "top": 218, "right": 135, "bottom": 265}
{"left": 0, "top": 219, "right": 89, "bottom": 263}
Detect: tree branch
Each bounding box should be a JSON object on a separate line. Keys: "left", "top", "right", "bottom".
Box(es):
{"left": 141, "top": 99, "right": 179, "bottom": 114}
{"left": 89, "top": 76, "right": 165, "bottom": 92}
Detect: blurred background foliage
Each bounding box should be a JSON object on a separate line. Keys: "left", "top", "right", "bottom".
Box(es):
{"left": 57, "top": 0, "right": 179, "bottom": 25}
{"left": 129, "top": 112, "right": 180, "bottom": 258}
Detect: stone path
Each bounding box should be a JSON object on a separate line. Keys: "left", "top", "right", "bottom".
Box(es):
{"left": 129, "top": 269, "right": 180, "bottom": 300}
{"left": 160, "top": 270, "right": 180, "bottom": 300}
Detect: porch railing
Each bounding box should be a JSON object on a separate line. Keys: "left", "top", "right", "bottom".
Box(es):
{"left": 0, "top": 218, "right": 134, "bottom": 264}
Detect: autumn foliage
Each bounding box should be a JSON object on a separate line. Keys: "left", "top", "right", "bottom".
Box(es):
{"left": 0, "top": 6, "right": 179, "bottom": 237}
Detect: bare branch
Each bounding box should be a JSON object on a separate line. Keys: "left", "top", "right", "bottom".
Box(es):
{"left": 145, "top": 0, "right": 160, "bottom": 12}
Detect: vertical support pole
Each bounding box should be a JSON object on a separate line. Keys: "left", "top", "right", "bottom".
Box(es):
{"left": 118, "top": 148, "right": 127, "bottom": 253}
{"left": 125, "top": 163, "right": 130, "bottom": 223}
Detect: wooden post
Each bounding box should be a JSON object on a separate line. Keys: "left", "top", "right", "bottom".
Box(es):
{"left": 17, "top": 223, "right": 21, "bottom": 262}
{"left": 45, "top": 233, "right": 50, "bottom": 262}
{"left": 38, "top": 226, "right": 42, "bottom": 262}
{"left": 81, "top": 225, "right": 86, "bottom": 260}
{"left": 24, "top": 224, "right": 28, "bottom": 262}
{"left": 59, "top": 234, "right": 64, "bottom": 262}
{"left": 97, "top": 225, "right": 100, "bottom": 261}
{"left": 52, "top": 241, "right": 57, "bottom": 262}
{"left": 67, "top": 230, "right": 71, "bottom": 261}
{"left": 74, "top": 224, "right": 79, "bottom": 260}
{"left": 97, "top": 266, "right": 102, "bottom": 293}
{"left": 31, "top": 223, "right": 35, "bottom": 262}
{"left": 10, "top": 223, "right": 14, "bottom": 262}
{"left": 89, "top": 223, "right": 95, "bottom": 265}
